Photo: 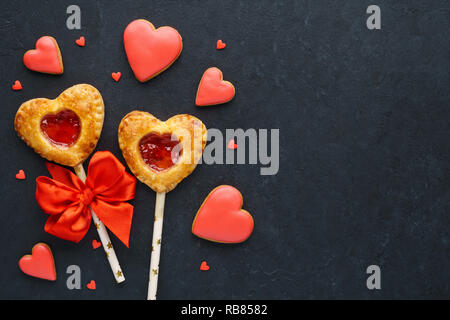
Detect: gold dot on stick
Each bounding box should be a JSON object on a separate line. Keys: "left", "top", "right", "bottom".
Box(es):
{"left": 95, "top": 223, "right": 100, "bottom": 229}
{"left": 105, "top": 252, "right": 109, "bottom": 258}
{"left": 156, "top": 239, "right": 161, "bottom": 245}
{"left": 152, "top": 269, "right": 158, "bottom": 276}
{"left": 107, "top": 242, "right": 113, "bottom": 249}
{"left": 116, "top": 270, "right": 123, "bottom": 278}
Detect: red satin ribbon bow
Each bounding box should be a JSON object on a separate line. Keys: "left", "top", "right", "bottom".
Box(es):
{"left": 36, "top": 151, "right": 137, "bottom": 247}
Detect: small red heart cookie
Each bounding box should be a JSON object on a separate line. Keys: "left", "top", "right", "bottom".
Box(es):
{"left": 216, "top": 39, "right": 226, "bottom": 50}
{"left": 195, "top": 67, "right": 235, "bottom": 106}
{"left": 23, "top": 36, "right": 63, "bottom": 75}
{"left": 12, "top": 80, "right": 23, "bottom": 91}
{"left": 87, "top": 280, "right": 96, "bottom": 290}
{"left": 200, "top": 261, "right": 210, "bottom": 271}
{"left": 18, "top": 243, "right": 57, "bottom": 281}
{"left": 75, "top": 36, "right": 85, "bottom": 47}
{"left": 124, "top": 19, "right": 183, "bottom": 82}
{"left": 192, "top": 185, "right": 254, "bottom": 243}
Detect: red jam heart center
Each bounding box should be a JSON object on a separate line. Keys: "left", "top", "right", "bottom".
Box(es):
{"left": 40, "top": 109, "right": 81, "bottom": 147}
{"left": 139, "top": 133, "right": 182, "bottom": 172}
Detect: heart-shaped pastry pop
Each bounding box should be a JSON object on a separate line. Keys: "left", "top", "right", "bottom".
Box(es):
{"left": 192, "top": 185, "right": 254, "bottom": 243}
{"left": 119, "top": 111, "right": 206, "bottom": 300}
{"left": 23, "top": 36, "right": 63, "bottom": 75}
{"left": 118, "top": 111, "right": 207, "bottom": 193}
{"left": 15, "top": 85, "right": 127, "bottom": 283}
{"left": 124, "top": 19, "right": 183, "bottom": 82}
{"left": 14, "top": 84, "right": 104, "bottom": 167}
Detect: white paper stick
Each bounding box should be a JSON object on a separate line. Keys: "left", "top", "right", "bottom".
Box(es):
{"left": 74, "top": 164, "right": 125, "bottom": 283}
{"left": 147, "top": 192, "right": 166, "bottom": 300}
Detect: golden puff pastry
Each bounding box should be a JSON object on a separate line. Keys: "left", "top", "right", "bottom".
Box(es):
{"left": 14, "top": 84, "right": 104, "bottom": 167}
{"left": 118, "top": 111, "right": 207, "bottom": 193}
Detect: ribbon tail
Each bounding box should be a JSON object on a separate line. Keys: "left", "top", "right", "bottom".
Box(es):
{"left": 91, "top": 200, "right": 133, "bottom": 248}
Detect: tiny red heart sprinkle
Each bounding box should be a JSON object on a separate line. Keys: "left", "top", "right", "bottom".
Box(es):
{"left": 87, "top": 280, "right": 96, "bottom": 290}
{"left": 216, "top": 39, "right": 226, "bottom": 50}
{"left": 112, "top": 72, "right": 122, "bottom": 82}
{"left": 200, "top": 261, "right": 210, "bottom": 271}
{"left": 75, "top": 36, "right": 85, "bottom": 47}
{"left": 16, "top": 169, "right": 26, "bottom": 180}
{"left": 227, "top": 139, "right": 237, "bottom": 150}
{"left": 12, "top": 80, "right": 23, "bottom": 91}
{"left": 92, "top": 239, "right": 101, "bottom": 250}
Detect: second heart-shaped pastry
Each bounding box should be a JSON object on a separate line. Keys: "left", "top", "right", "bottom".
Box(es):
{"left": 118, "top": 111, "right": 207, "bottom": 193}
{"left": 124, "top": 19, "right": 183, "bottom": 82}
{"left": 14, "top": 84, "right": 104, "bottom": 167}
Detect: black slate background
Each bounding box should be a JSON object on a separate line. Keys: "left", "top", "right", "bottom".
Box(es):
{"left": 0, "top": 0, "right": 449, "bottom": 300}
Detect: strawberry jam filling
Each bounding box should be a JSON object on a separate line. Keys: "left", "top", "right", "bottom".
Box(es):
{"left": 40, "top": 109, "right": 81, "bottom": 147}
{"left": 139, "top": 133, "right": 182, "bottom": 172}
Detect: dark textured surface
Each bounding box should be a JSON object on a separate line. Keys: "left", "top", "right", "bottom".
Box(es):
{"left": 0, "top": 0, "right": 449, "bottom": 299}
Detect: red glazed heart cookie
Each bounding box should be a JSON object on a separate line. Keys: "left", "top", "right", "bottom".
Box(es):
{"left": 18, "top": 243, "right": 57, "bottom": 281}
{"left": 195, "top": 67, "right": 235, "bottom": 106}
{"left": 14, "top": 84, "right": 104, "bottom": 167}
{"left": 23, "top": 36, "right": 63, "bottom": 75}
{"left": 124, "top": 19, "right": 183, "bottom": 82}
{"left": 192, "top": 185, "right": 254, "bottom": 243}
{"left": 118, "top": 111, "right": 207, "bottom": 193}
